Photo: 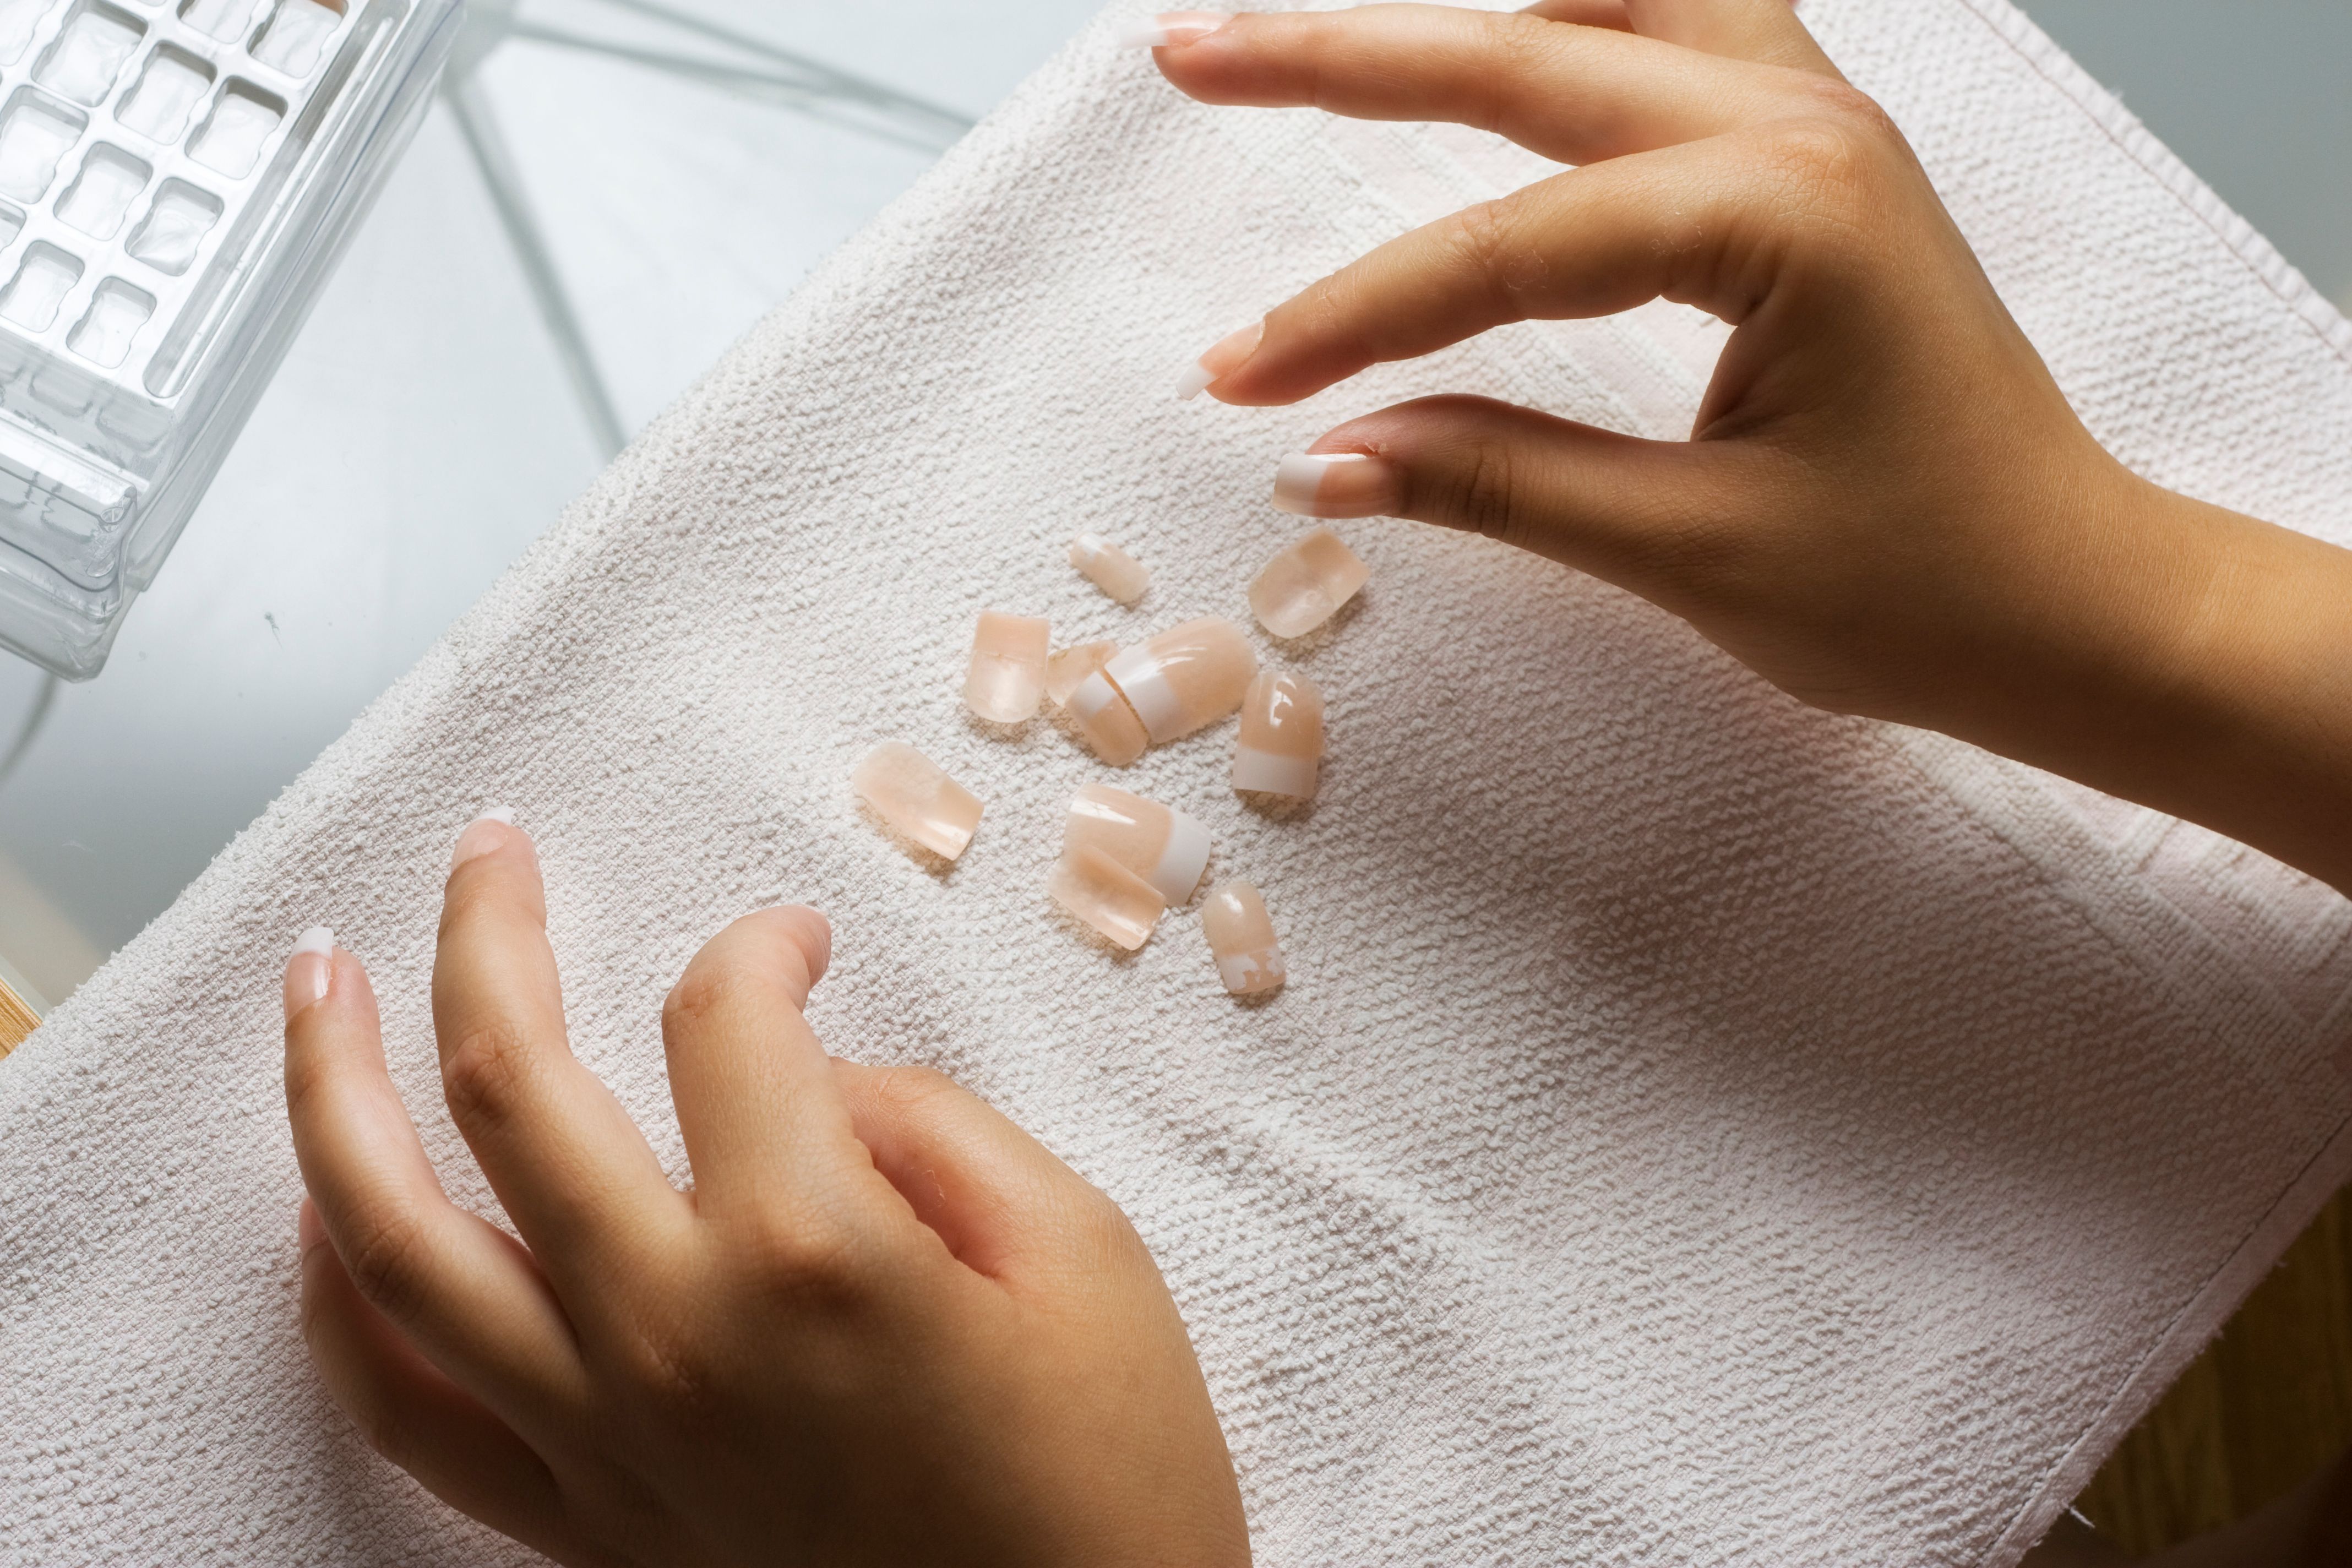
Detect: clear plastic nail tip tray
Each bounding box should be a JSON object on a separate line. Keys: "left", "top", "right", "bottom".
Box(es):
{"left": 0, "top": 0, "right": 456, "bottom": 676}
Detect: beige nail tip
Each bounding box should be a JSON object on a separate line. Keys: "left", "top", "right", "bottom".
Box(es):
{"left": 1101, "top": 616, "right": 1259, "bottom": 745}
{"left": 1069, "top": 533, "right": 1150, "bottom": 603}
{"left": 1067, "top": 782, "right": 1211, "bottom": 907}
{"left": 853, "top": 742, "right": 984, "bottom": 862}
{"left": 1233, "top": 671, "right": 1324, "bottom": 799}
{"left": 1046, "top": 640, "right": 1117, "bottom": 707}
{"left": 1068, "top": 671, "right": 1150, "bottom": 765}
{"left": 963, "top": 611, "right": 1050, "bottom": 723}
{"left": 1202, "top": 880, "right": 1284, "bottom": 995}
{"left": 1050, "top": 845, "right": 1167, "bottom": 950}
{"left": 1250, "top": 526, "right": 1370, "bottom": 639}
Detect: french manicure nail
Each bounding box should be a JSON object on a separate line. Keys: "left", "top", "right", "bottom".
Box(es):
{"left": 1202, "top": 880, "right": 1286, "bottom": 995}
{"left": 1046, "top": 639, "right": 1118, "bottom": 707}
{"left": 284, "top": 925, "right": 333, "bottom": 1017}
{"left": 449, "top": 805, "right": 515, "bottom": 870}
{"left": 1067, "top": 671, "right": 1152, "bottom": 766}
{"left": 854, "top": 742, "right": 985, "bottom": 861}
{"left": 1270, "top": 451, "right": 1397, "bottom": 519}
{"left": 1069, "top": 533, "right": 1150, "bottom": 603}
{"left": 963, "top": 610, "right": 1050, "bottom": 723}
{"left": 1049, "top": 845, "right": 1168, "bottom": 950}
{"left": 1065, "top": 783, "right": 1212, "bottom": 906}
{"left": 1250, "top": 524, "right": 1370, "bottom": 636}
{"left": 1115, "top": 10, "right": 1230, "bottom": 49}
{"left": 1176, "top": 320, "right": 1264, "bottom": 400}
{"left": 1100, "top": 617, "right": 1259, "bottom": 746}
{"left": 1232, "top": 671, "right": 1324, "bottom": 799}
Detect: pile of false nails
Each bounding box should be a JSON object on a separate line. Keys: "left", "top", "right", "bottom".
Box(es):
{"left": 854, "top": 524, "right": 1367, "bottom": 997}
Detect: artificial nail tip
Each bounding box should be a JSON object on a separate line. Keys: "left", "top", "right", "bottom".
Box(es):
{"left": 293, "top": 925, "right": 334, "bottom": 958}
{"left": 473, "top": 804, "right": 516, "bottom": 826}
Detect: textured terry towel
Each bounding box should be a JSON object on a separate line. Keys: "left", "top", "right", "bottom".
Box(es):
{"left": 7, "top": 1, "right": 2352, "bottom": 1562}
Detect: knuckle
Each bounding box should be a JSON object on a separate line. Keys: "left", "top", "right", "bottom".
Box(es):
{"left": 439, "top": 1017, "right": 535, "bottom": 1135}
{"left": 1752, "top": 97, "right": 1898, "bottom": 218}
{"left": 1444, "top": 199, "right": 1527, "bottom": 306}
{"left": 335, "top": 1208, "right": 435, "bottom": 1323}
{"left": 661, "top": 946, "right": 767, "bottom": 1035}
{"left": 739, "top": 1212, "right": 872, "bottom": 1304}
{"left": 865, "top": 1063, "right": 959, "bottom": 1119}
{"left": 1448, "top": 439, "right": 1523, "bottom": 548}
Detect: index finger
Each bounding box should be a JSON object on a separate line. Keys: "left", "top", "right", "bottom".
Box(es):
{"left": 432, "top": 813, "right": 688, "bottom": 1294}
{"left": 659, "top": 907, "right": 893, "bottom": 1226}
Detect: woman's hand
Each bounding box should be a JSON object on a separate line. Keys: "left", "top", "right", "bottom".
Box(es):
{"left": 283, "top": 813, "right": 1250, "bottom": 1567}
{"left": 1139, "top": 2, "right": 2352, "bottom": 894}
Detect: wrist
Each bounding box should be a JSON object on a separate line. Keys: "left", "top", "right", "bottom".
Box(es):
{"left": 1938, "top": 461, "right": 2352, "bottom": 894}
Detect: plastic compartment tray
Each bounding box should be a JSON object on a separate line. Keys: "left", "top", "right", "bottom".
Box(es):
{"left": 0, "top": 0, "right": 456, "bottom": 677}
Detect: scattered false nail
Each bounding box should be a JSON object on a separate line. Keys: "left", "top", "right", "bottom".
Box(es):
{"left": 1045, "top": 640, "right": 1117, "bottom": 707}
{"left": 1250, "top": 526, "right": 1369, "bottom": 638}
{"left": 1069, "top": 533, "right": 1149, "bottom": 604}
{"left": 1050, "top": 845, "right": 1167, "bottom": 951}
{"left": 1069, "top": 616, "right": 1259, "bottom": 765}
{"left": 853, "top": 742, "right": 983, "bottom": 862}
{"left": 1066, "top": 783, "right": 1211, "bottom": 906}
{"left": 964, "top": 611, "right": 1049, "bottom": 722}
{"left": 1232, "top": 672, "right": 1323, "bottom": 799}
{"left": 1202, "top": 880, "right": 1286, "bottom": 995}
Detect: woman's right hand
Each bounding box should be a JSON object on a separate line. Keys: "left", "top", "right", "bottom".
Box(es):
{"left": 1136, "top": 2, "right": 2352, "bottom": 894}
{"left": 285, "top": 814, "right": 1251, "bottom": 1567}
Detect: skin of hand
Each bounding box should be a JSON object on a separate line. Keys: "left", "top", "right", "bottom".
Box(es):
{"left": 283, "top": 814, "right": 1251, "bottom": 1567}
{"left": 1146, "top": 1, "right": 2352, "bottom": 895}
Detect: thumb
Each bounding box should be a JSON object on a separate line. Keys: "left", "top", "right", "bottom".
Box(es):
{"left": 1268, "top": 393, "right": 1772, "bottom": 617}
{"left": 830, "top": 1061, "right": 1140, "bottom": 1286}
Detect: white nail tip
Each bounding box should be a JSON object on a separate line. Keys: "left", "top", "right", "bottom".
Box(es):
{"left": 293, "top": 925, "right": 334, "bottom": 958}
{"left": 1174, "top": 358, "right": 1216, "bottom": 400}
{"left": 474, "top": 804, "right": 515, "bottom": 826}
{"left": 1114, "top": 19, "right": 1169, "bottom": 46}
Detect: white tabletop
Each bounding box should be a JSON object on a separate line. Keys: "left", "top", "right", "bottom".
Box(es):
{"left": 0, "top": 0, "right": 2344, "bottom": 1010}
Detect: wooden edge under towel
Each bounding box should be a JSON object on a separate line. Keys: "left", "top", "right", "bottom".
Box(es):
{"left": 0, "top": 973, "right": 38, "bottom": 1058}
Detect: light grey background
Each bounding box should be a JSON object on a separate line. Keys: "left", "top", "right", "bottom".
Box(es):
{"left": 0, "top": 0, "right": 2344, "bottom": 1007}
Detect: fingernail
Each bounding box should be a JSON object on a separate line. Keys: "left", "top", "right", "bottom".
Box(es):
{"left": 1250, "top": 524, "right": 1371, "bottom": 636}
{"left": 284, "top": 925, "right": 334, "bottom": 1018}
{"left": 853, "top": 742, "right": 985, "bottom": 861}
{"left": 1176, "top": 320, "right": 1263, "bottom": 400}
{"left": 963, "top": 610, "right": 1050, "bottom": 723}
{"left": 1233, "top": 671, "right": 1324, "bottom": 799}
{"left": 1099, "top": 616, "right": 1258, "bottom": 746}
{"left": 1067, "top": 671, "right": 1151, "bottom": 766}
{"left": 1116, "top": 10, "right": 1229, "bottom": 48}
{"left": 450, "top": 805, "right": 515, "bottom": 870}
{"left": 1069, "top": 532, "right": 1150, "bottom": 603}
{"left": 297, "top": 1197, "right": 326, "bottom": 1254}
{"left": 1049, "top": 845, "right": 1168, "bottom": 951}
{"left": 1065, "top": 782, "right": 1212, "bottom": 906}
{"left": 1202, "top": 880, "right": 1286, "bottom": 995}
{"left": 1045, "top": 639, "right": 1117, "bottom": 707}
{"left": 1271, "top": 451, "right": 1397, "bottom": 519}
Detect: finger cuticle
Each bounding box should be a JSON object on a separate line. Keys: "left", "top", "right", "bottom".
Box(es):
{"left": 283, "top": 925, "right": 335, "bottom": 1020}
{"left": 448, "top": 804, "right": 518, "bottom": 872}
